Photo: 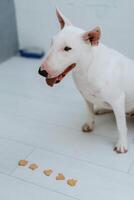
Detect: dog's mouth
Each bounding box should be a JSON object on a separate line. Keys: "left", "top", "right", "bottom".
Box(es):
{"left": 44, "top": 63, "right": 76, "bottom": 87}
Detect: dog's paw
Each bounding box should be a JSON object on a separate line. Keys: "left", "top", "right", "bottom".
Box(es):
{"left": 82, "top": 123, "right": 93, "bottom": 132}
{"left": 113, "top": 141, "right": 128, "bottom": 154}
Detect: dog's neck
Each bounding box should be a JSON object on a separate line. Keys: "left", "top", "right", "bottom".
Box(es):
{"left": 74, "top": 44, "right": 102, "bottom": 75}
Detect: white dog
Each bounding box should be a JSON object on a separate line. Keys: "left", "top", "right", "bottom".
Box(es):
{"left": 38, "top": 9, "right": 134, "bottom": 153}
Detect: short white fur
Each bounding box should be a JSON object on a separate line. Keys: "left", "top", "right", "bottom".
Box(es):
{"left": 41, "top": 9, "right": 134, "bottom": 153}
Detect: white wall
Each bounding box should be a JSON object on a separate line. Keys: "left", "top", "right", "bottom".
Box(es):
{"left": 14, "top": 0, "right": 134, "bottom": 59}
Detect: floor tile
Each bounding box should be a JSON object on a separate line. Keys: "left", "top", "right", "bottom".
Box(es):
{"left": 128, "top": 160, "right": 134, "bottom": 175}
{"left": 0, "top": 138, "right": 34, "bottom": 174}
{"left": 0, "top": 112, "right": 134, "bottom": 172}
{"left": 0, "top": 91, "right": 85, "bottom": 131}
{"left": 0, "top": 173, "right": 74, "bottom": 200}
{"left": 13, "top": 149, "right": 134, "bottom": 200}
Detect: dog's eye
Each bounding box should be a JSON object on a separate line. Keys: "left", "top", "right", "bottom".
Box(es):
{"left": 64, "top": 46, "right": 72, "bottom": 51}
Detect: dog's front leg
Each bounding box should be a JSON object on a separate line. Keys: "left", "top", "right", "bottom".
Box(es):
{"left": 82, "top": 100, "right": 94, "bottom": 132}
{"left": 111, "top": 94, "right": 128, "bottom": 153}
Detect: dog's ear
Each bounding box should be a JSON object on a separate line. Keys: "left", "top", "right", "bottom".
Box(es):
{"left": 82, "top": 26, "right": 101, "bottom": 46}
{"left": 56, "top": 8, "right": 72, "bottom": 29}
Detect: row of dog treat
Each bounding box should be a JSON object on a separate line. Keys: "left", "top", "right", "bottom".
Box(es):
{"left": 18, "top": 160, "right": 77, "bottom": 187}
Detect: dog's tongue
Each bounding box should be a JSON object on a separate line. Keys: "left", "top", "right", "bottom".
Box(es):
{"left": 46, "top": 77, "right": 58, "bottom": 87}
{"left": 46, "top": 63, "right": 76, "bottom": 87}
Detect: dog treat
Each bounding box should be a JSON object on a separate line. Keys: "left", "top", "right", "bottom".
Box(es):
{"left": 18, "top": 160, "right": 28, "bottom": 166}
{"left": 56, "top": 173, "right": 65, "bottom": 180}
{"left": 43, "top": 169, "right": 53, "bottom": 176}
{"left": 67, "top": 179, "right": 77, "bottom": 187}
{"left": 29, "top": 163, "right": 38, "bottom": 170}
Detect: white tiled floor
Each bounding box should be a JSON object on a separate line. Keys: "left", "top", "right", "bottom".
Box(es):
{"left": 0, "top": 56, "right": 134, "bottom": 199}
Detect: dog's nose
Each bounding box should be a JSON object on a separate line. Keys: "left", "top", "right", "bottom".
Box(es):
{"left": 38, "top": 67, "right": 48, "bottom": 77}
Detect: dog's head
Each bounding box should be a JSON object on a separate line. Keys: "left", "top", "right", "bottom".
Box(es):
{"left": 38, "top": 9, "right": 101, "bottom": 87}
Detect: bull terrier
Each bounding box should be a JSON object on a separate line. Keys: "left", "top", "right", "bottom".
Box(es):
{"left": 38, "top": 9, "right": 134, "bottom": 153}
